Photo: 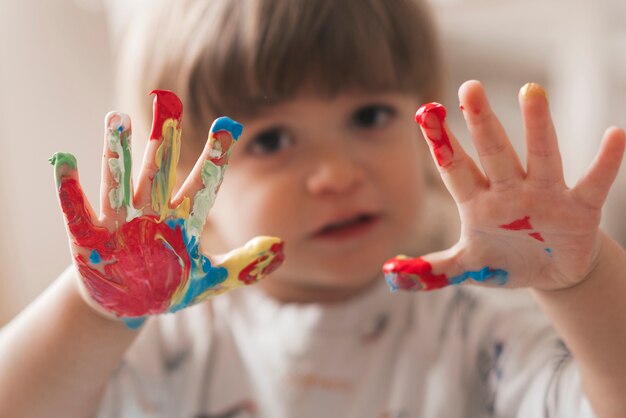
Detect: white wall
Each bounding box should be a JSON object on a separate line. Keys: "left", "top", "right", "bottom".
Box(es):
{"left": 1, "top": 0, "right": 625, "bottom": 324}
{"left": 434, "top": 0, "right": 626, "bottom": 244}
{"left": 0, "top": 0, "right": 113, "bottom": 324}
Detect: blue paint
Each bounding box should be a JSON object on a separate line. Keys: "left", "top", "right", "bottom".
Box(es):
{"left": 448, "top": 266, "right": 508, "bottom": 286}
{"left": 544, "top": 248, "right": 553, "bottom": 255}
{"left": 123, "top": 316, "right": 147, "bottom": 329}
{"left": 89, "top": 249, "right": 101, "bottom": 264}
{"left": 385, "top": 274, "right": 399, "bottom": 292}
{"left": 164, "top": 218, "right": 228, "bottom": 312}
{"left": 212, "top": 117, "right": 243, "bottom": 140}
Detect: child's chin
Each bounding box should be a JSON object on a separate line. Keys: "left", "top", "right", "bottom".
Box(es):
{"left": 257, "top": 271, "right": 382, "bottom": 303}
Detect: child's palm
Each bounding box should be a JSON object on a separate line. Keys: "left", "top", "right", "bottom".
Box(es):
{"left": 52, "top": 91, "right": 284, "bottom": 327}
{"left": 459, "top": 185, "right": 601, "bottom": 290}
{"left": 385, "top": 82, "right": 625, "bottom": 292}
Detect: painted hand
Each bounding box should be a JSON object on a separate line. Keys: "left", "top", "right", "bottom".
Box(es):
{"left": 51, "top": 90, "right": 284, "bottom": 328}
{"left": 384, "top": 81, "right": 625, "bottom": 292}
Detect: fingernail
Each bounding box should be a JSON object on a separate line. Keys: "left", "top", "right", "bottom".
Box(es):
{"left": 520, "top": 82, "right": 548, "bottom": 102}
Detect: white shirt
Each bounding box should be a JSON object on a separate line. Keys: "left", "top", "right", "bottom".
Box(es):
{"left": 96, "top": 280, "right": 595, "bottom": 418}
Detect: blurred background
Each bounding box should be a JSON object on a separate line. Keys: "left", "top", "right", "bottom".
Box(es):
{"left": 1, "top": 0, "right": 625, "bottom": 325}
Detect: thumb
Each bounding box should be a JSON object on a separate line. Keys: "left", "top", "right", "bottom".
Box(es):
{"left": 382, "top": 249, "right": 508, "bottom": 292}
{"left": 190, "top": 236, "right": 285, "bottom": 303}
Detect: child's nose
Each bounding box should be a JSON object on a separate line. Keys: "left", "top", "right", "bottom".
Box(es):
{"left": 306, "top": 151, "right": 365, "bottom": 196}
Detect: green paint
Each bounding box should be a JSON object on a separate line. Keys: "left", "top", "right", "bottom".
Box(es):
{"left": 49, "top": 152, "right": 77, "bottom": 187}
{"left": 121, "top": 130, "right": 133, "bottom": 207}
{"left": 106, "top": 120, "right": 141, "bottom": 221}
{"left": 186, "top": 160, "right": 222, "bottom": 237}
{"left": 49, "top": 152, "right": 77, "bottom": 169}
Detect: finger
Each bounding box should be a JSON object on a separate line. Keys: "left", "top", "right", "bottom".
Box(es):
{"left": 518, "top": 82, "right": 565, "bottom": 186}
{"left": 416, "top": 102, "right": 487, "bottom": 204}
{"left": 50, "top": 153, "right": 110, "bottom": 249}
{"left": 382, "top": 249, "right": 509, "bottom": 292}
{"left": 134, "top": 90, "right": 183, "bottom": 220}
{"left": 173, "top": 117, "right": 244, "bottom": 238}
{"left": 100, "top": 112, "right": 142, "bottom": 225}
{"left": 459, "top": 80, "right": 524, "bottom": 188}
{"left": 572, "top": 126, "right": 626, "bottom": 210}
{"left": 190, "top": 236, "right": 285, "bottom": 303}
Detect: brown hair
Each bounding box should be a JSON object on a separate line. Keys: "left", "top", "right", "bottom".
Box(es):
{"left": 117, "top": 0, "right": 441, "bottom": 164}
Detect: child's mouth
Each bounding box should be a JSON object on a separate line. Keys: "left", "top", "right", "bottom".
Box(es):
{"left": 313, "top": 213, "right": 380, "bottom": 239}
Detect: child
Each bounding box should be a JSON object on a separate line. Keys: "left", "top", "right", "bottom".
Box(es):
{"left": 1, "top": 0, "right": 626, "bottom": 417}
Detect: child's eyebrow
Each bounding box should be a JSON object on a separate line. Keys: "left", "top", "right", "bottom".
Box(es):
{"left": 251, "top": 104, "right": 302, "bottom": 121}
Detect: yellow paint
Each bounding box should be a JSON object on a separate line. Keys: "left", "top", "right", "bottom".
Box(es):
{"left": 172, "top": 196, "right": 190, "bottom": 220}
{"left": 519, "top": 82, "right": 548, "bottom": 102}
{"left": 151, "top": 119, "right": 185, "bottom": 220}
{"left": 194, "top": 236, "right": 283, "bottom": 302}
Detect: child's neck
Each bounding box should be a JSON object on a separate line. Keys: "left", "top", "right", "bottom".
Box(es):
{"left": 257, "top": 277, "right": 380, "bottom": 305}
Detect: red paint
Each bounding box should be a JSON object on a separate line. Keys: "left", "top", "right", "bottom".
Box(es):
{"left": 499, "top": 216, "right": 547, "bottom": 243}
{"left": 459, "top": 104, "right": 465, "bottom": 111}
{"left": 59, "top": 177, "right": 190, "bottom": 317}
{"left": 528, "top": 232, "right": 545, "bottom": 242}
{"left": 499, "top": 216, "right": 533, "bottom": 231}
{"left": 382, "top": 256, "right": 449, "bottom": 291}
{"left": 59, "top": 179, "right": 110, "bottom": 247}
{"left": 149, "top": 89, "right": 183, "bottom": 140}
{"left": 415, "top": 102, "right": 453, "bottom": 167}
{"left": 238, "top": 242, "right": 285, "bottom": 285}
{"left": 210, "top": 130, "right": 234, "bottom": 166}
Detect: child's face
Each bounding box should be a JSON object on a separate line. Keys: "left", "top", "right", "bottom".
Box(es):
{"left": 200, "top": 91, "right": 426, "bottom": 302}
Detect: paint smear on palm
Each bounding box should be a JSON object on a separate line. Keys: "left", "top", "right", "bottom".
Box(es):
{"left": 499, "top": 215, "right": 552, "bottom": 255}
{"left": 382, "top": 256, "right": 508, "bottom": 292}
{"left": 51, "top": 90, "right": 285, "bottom": 328}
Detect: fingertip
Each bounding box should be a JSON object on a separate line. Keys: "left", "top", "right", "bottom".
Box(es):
{"left": 50, "top": 152, "right": 77, "bottom": 170}
{"left": 50, "top": 152, "right": 78, "bottom": 187}
{"left": 458, "top": 80, "right": 484, "bottom": 99}
{"left": 105, "top": 111, "right": 132, "bottom": 133}
{"left": 211, "top": 116, "right": 244, "bottom": 141}
{"left": 245, "top": 236, "right": 285, "bottom": 259}
{"left": 458, "top": 80, "right": 488, "bottom": 116}
{"left": 149, "top": 90, "right": 183, "bottom": 140}
{"left": 602, "top": 126, "right": 626, "bottom": 160}
{"left": 519, "top": 82, "right": 549, "bottom": 104}
{"left": 414, "top": 103, "right": 455, "bottom": 168}
{"left": 415, "top": 102, "right": 446, "bottom": 127}
{"left": 605, "top": 126, "right": 626, "bottom": 142}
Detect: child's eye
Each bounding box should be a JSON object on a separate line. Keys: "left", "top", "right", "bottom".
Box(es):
{"left": 246, "top": 127, "right": 292, "bottom": 155}
{"left": 352, "top": 104, "right": 396, "bottom": 129}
